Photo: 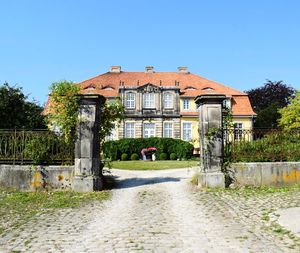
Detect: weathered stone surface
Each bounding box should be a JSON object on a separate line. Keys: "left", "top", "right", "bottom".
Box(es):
{"left": 73, "top": 94, "right": 105, "bottom": 192}
{"left": 230, "top": 162, "right": 300, "bottom": 186}
{"left": 198, "top": 171, "right": 225, "bottom": 188}
{"left": 195, "top": 94, "right": 226, "bottom": 188}
{"left": 0, "top": 165, "right": 74, "bottom": 190}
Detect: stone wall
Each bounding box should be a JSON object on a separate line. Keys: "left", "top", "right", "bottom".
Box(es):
{"left": 229, "top": 162, "right": 300, "bottom": 187}
{"left": 0, "top": 165, "right": 74, "bottom": 191}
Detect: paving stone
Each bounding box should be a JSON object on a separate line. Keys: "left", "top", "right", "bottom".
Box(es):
{"left": 0, "top": 168, "right": 299, "bottom": 252}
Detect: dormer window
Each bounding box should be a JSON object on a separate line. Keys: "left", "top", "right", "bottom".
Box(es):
{"left": 125, "top": 92, "right": 135, "bottom": 109}
{"left": 163, "top": 92, "right": 173, "bottom": 109}
{"left": 185, "top": 86, "right": 196, "bottom": 91}
{"left": 202, "top": 87, "right": 214, "bottom": 91}
{"left": 102, "top": 85, "right": 114, "bottom": 91}
{"left": 143, "top": 93, "right": 155, "bottom": 108}
{"left": 84, "top": 84, "right": 96, "bottom": 90}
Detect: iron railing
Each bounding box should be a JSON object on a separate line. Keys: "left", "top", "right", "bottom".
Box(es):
{"left": 223, "top": 128, "right": 300, "bottom": 162}
{"left": 0, "top": 129, "right": 74, "bottom": 165}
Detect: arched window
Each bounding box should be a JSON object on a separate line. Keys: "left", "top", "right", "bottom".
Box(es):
{"left": 163, "top": 92, "right": 173, "bottom": 109}
{"left": 125, "top": 92, "right": 135, "bottom": 109}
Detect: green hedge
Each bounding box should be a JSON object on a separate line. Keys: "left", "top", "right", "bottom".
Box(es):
{"left": 227, "top": 132, "right": 300, "bottom": 162}
{"left": 103, "top": 137, "right": 194, "bottom": 161}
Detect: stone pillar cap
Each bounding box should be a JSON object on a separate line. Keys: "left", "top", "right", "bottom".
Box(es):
{"left": 194, "top": 94, "right": 226, "bottom": 104}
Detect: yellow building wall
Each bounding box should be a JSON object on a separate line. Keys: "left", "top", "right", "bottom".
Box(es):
{"left": 180, "top": 98, "right": 197, "bottom": 112}
{"left": 232, "top": 117, "right": 253, "bottom": 129}
{"left": 181, "top": 117, "right": 199, "bottom": 148}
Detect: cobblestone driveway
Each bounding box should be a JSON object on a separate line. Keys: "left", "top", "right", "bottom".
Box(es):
{"left": 0, "top": 168, "right": 299, "bottom": 253}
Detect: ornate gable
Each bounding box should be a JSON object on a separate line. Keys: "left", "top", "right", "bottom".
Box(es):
{"left": 137, "top": 83, "right": 161, "bottom": 93}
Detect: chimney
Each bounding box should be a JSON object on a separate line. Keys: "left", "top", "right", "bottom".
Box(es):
{"left": 110, "top": 66, "right": 121, "bottom": 73}
{"left": 177, "top": 66, "right": 189, "bottom": 74}
{"left": 145, "top": 66, "right": 154, "bottom": 73}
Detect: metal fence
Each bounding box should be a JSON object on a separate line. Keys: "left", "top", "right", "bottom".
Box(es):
{"left": 0, "top": 129, "right": 74, "bottom": 165}
{"left": 223, "top": 128, "right": 300, "bottom": 162}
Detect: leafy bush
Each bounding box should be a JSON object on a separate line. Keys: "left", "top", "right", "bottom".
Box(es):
{"left": 24, "top": 133, "right": 74, "bottom": 165}
{"left": 24, "top": 135, "right": 52, "bottom": 165}
{"left": 121, "top": 153, "right": 128, "bottom": 161}
{"left": 229, "top": 131, "right": 300, "bottom": 162}
{"left": 131, "top": 153, "right": 139, "bottom": 160}
{"left": 170, "top": 153, "right": 177, "bottom": 160}
{"left": 103, "top": 137, "right": 194, "bottom": 161}
{"left": 159, "top": 153, "right": 168, "bottom": 160}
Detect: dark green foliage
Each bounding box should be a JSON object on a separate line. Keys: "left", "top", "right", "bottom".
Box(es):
{"left": 245, "top": 80, "right": 295, "bottom": 128}
{"left": 103, "top": 137, "right": 194, "bottom": 161}
{"left": 24, "top": 135, "right": 52, "bottom": 165}
{"left": 0, "top": 82, "right": 46, "bottom": 129}
{"left": 23, "top": 132, "right": 74, "bottom": 165}
{"left": 228, "top": 131, "right": 300, "bottom": 162}
{"left": 121, "top": 153, "right": 128, "bottom": 161}
{"left": 170, "top": 153, "right": 177, "bottom": 160}
{"left": 159, "top": 153, "right": 168, "bottom": 160}
{"left": 130, "top": 153, "right": 139, "bottom": 160}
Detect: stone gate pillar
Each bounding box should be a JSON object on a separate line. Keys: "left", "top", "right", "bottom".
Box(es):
{"left": 73, "top": 94, "right": 105, "bottom": 192}
{"left": 195, "top": 94, "right": 226, "bottom": 188}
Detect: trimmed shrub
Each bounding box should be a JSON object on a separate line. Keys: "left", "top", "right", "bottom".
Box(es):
{"left": 159, "top": 153, "right": 168, "bottom": 160}
{"left": 130, "top": 153, "right": 139, "bottom": 160}
{"left": 121, "top": 153, "right": 128, "bottom": 161}
{"left": 170, "top": 153, "right": 177, "bottom": 160}
{"left": 103, "top": 137, "right": 194, "bottom": 161}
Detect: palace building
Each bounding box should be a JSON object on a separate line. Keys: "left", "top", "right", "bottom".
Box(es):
{"left": 78, "top": 66, "right": 256, "bottom": 147}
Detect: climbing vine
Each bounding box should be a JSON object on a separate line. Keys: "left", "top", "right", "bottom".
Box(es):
{"left": 47, "top": 81, "right": 125, "bottom": 148}
{"left": 46, "top": 81, "right": 80, "bottom": 143}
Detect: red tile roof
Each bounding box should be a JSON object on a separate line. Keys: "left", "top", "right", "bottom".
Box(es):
{"left": 79, "top": 71, "right": 245, "bottom": 98}
{"left": 76, "top": 70, "right": 256, "bottom": 117}
{"left": 231, "top": 95, "right": 256, "bottom": 116}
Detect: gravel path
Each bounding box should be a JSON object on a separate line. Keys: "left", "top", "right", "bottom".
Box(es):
{"left": 0, "top": 168, "right": 299, "bottom": 253}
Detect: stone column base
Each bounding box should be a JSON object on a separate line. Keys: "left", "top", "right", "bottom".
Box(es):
{"left": 198, "top": 172, "right": 225, "bottom": 188}
{"left": 73, "top": 176, "right": 103, "bottom": 192}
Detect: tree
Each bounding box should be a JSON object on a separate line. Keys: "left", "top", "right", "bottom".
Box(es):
{"left": 0, "top": 82, "right": 46, "bottom": 129}
{"left": 46, "top": 81, "right": 80, "bottom": 143}
{"left": 278, "top": 91, "right": 300, "bottom": 130}
{"left": 46, "top": 81, "right": 124, "bottom": 144}
{"left": 245, "top": 80, "right": 295, "bottom": 128}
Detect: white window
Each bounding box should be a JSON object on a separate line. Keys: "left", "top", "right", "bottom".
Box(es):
{"left": 223, "top": 99, "right": 230, "bottom": 109}
{"left": 143, "top": 93, "right": 155, "bottom": 108}
{"left": 125, "top": 122, "right": 135, "bottom": 138}
{"left": 144, "top": 123, "right": 155, "bottom": 138}
{"left": 164, "top": 122, "right": 173, "bottom": 138}
{"left": 125, "top": 92, "right": 135, "bottom": 109}
{"left": 163, "top": 93, "right": 173, "bottom": 109}
{"left": 183, "top": 99, "right": 190, "bottom": 110}
{"left": 234, "top": 123, "right": 243, "bottom": 141}
{"left": 183, "top": 122, "right": 192, "bottom": 141}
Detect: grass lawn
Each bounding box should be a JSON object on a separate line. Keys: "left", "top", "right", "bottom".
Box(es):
{"left": 0, "top": 188, "right": 110, "bottom": 234}
{"left": 109, "top": 160, "right": 199, "bottom": 170}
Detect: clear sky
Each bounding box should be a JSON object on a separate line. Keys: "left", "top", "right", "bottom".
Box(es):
{"left": 0, "top": 0, "right": 299, "bottom": 105}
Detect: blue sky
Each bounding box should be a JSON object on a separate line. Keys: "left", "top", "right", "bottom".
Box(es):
{"left": 0, "top": 0, "right": 299, "bottom": 105}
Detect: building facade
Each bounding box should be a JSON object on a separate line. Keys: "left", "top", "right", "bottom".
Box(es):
{"left": 79, "top": 66, "right": 256, "bottom": 147}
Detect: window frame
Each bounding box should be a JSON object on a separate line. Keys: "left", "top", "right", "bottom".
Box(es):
{"left": 163, "top": 122, "right": 173, "bottom": 138}
{"left": 163, "top": 92, "right": 173, "bottom": 109}
{"left": 125, "top": 92, "right": 136, "bottom": 109}
{"left": 125, "top": 122, "right": 135, "bottom": 138}
{"left": 143, "top": 123, "right": 156, "bottom": 138}
{"left": 182, "top": 122, "right": 192, "bottom": 141}
{"left": 183, "top": 99, "right": 190, "bottom": 110}
{"left": 233, "top": 122, "right": 243, "bottom": 141}
{"left": 143, "top": 93, "right": 155, "bottom": 108}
